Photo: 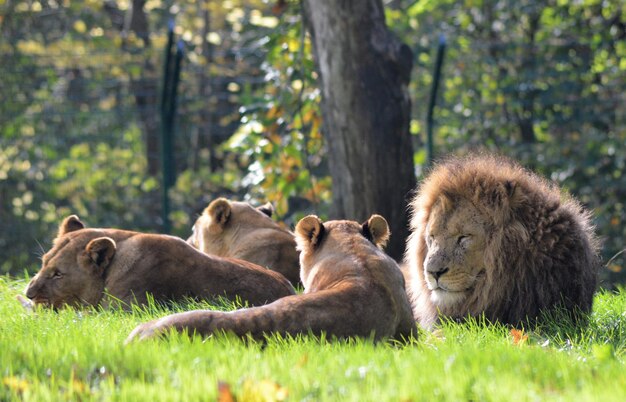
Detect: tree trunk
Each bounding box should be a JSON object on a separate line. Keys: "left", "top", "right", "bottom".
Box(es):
{"left": 301, "top": 0, "right": 416, "bottom": 260}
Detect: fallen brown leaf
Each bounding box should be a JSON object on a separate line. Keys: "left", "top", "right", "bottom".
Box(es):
{"left": 218, "top": 381, "right": 236, "bottom": 402}
{"left": 510, "top": 328, "right": 529, "bottom": 346}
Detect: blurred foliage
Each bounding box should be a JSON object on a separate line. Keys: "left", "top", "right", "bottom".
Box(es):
{"left": 0, "top": 0, "right": 328, "bottom": 274}
{"left": 169, "top": 0, "right": 330, "bottom": 231}
{"left": 1, "top": 0, "right": 625, "bottom": 287}
{"left": 225, "top": 6, "right": 329, "bottom": 223}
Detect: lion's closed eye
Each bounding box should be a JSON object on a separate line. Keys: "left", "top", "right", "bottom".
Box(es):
{"left": 457, "top": 235, "right": 471, "bottom": 246}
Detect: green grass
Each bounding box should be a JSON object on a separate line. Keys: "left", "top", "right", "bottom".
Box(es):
{"left": 2, "top": 275, "right": 625, "bottom": 401}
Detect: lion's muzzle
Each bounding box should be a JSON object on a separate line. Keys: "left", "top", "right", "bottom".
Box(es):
{"left": 25, "top": 277, "right": 40, "bottom": 300}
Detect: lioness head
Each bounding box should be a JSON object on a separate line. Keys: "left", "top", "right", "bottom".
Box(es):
{"left": 295, "top": 214, "right": 389, "bottom": 251}
{"left": 187, "top": 197, "right": 277, "bottom": 254}
{"left": 26, "top": 215, "right": 117, "bottom": 309}
{"left": 186, "top": 197, "right": 301, "bottom": 286}
{"left": 294, "top": 214, "right": 390, "bottom": 288}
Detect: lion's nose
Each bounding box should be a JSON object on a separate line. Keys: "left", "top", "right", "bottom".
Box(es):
{"left": 25, "top": 275, "right": 41, "bottom": 300}
{"left": 25, "top": 277, "right": 40, "bottom": 299}
{"left": 430, "top": 267, "right": 449, "bottom": 280}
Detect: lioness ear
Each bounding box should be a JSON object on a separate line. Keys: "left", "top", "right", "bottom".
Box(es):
{"left": 205, "top": 198, "right": 232, "bottom": 231}
{"left": 84, "top": 237, "right": 116, "bottom": 274}
{"left": 257, "top": 202, "right": 274, "bottom": 218}
{"left": 295, "top": 215, "right": 325, "bottom": 249}
{"left": 58, "top": 215, "right": 85, "bottom": 237}
{"left": 362, "top": 214, "right": 390, "bottom": 248}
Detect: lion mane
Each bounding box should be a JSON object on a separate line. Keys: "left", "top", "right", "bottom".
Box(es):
{"left": 405, "top": 154, "right": 600, "bottom": 328}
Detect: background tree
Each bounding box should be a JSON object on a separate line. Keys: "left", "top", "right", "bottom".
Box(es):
{"left": 301, "top": 0, "right": 416, "bottom": 260}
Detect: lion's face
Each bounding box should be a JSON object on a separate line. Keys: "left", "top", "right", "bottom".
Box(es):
{"left": 25, "top": 216, "right": 115, "bottom": 309}
{"left": 423, "top": 198, "right": 488, "bottom": 308}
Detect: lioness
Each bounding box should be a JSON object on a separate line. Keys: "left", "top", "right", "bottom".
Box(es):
{"left": 187, "top": 198, "right": 301, "bottom": 287}
{"left": 25, "top": 215, "right": 296, "bottom": 309}
{"left": 127, "top": 215, "right": 417, "bottom": 342}
{"left": 405, "top": 154, "right": 600, "bottom": 328}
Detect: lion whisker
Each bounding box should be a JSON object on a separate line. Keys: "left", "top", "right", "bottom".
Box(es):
{"left": 605, "top": 248, "right": 626, "bottom": 268}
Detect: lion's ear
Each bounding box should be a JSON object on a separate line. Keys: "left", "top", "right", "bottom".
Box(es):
{"left": 257, "top": 202, "right": 274, "bottom": 218}
{"left": 504, "top": 180, "right": 516, "bottom": 196}
{"left": 494, "top": 180, "right": 522, "bottom": 209}
{"left": 295, "top": 215, "right": 325, "bottom": 249}
{"left": 362, "top": 214, "right": 390, "bottom": 248}
{"left": 205, "top": 198, "right": 232, "bottom": 231}
{"left": 58, "top": 215, "right": 85, "bottom": 237}
{"left": 438, "top": 192, "right": 454, "bottom": 212}
{"left": 84, "top": 237, "right": 116, "bottom": 275}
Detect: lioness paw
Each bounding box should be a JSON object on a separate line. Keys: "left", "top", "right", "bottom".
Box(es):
{"left": 16, "top": 294, "right": 34, "bottom": 311}
{"left": 125, "top": 320, "right": 166, "bottom": 343}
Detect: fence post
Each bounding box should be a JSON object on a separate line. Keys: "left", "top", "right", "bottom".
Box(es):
{"left": 426, "top": 34, "right": 446, "bottom": 167}
{"left": 164, "top": 39, "right": 184, "bottom": 189}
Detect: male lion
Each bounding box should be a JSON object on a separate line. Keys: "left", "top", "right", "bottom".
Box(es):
{"left": 187, "top": 198, "right": 301, "bottom": 287}
{"left": 405, "top": 154, "right": 600, "bottom": 328}
{"left": 127, "top": 215, "right": 417, "bottom": 342}
{"left": 25, "top": 215, "right": 295, "bottom": 310}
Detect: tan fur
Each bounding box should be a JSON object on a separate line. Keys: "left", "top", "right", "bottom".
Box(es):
{"left": 126, "top": 215, "right": 417, "bottom": 342}
{"left": 25, "top": 216, "right": 295, "bottom": 309}
{"left": 405, "top": 154, "right": 600, "bottom": 328}
{"left": 187, "top": 198, "right": 301, "bottom": 286}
